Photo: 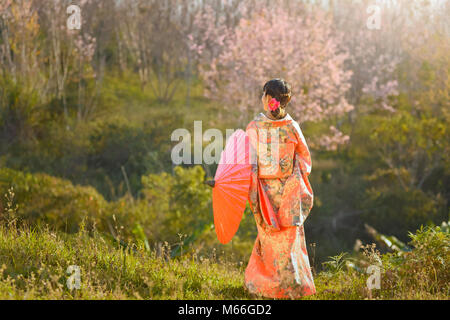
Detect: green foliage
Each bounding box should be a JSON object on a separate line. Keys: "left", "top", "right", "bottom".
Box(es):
{"left": 362, "top": 185, "right": 446, "bottom": 240}
{"left": 307, "top": 223, "right": 450, "bottom": 300}
{"left": 400, "top": 225, "right": 450, "bottom": 291}
{"left": 141, "top": 166, "right": 213, "bottom": 252}
{"left": 376, "top": 224, "right": 450, "bottom": 298}
{"left": 0, "top": 225, "right": 248, "bottom": 300}
{"left": 1, "top": 187, "right": 18, "bottom": 227}
{"left": 0, "top": 167, "right": 250, "bottom": 263}
{"left": 0, "top": 168, "right": 107, "bottom": 233}
{"left": 0, "top": 219, "right": 447, "bottom": 299}
{"left": 2, "top": 109, "right": 183, "bottom": 201}
{"left": 354, "top": 69, "right": 448, "bottom": 239}
{"left": 322, "top": 252, "right": 350, "bottom": 274}
{"left": 86, "top": 116, "right": 179, "bottom": 198}
{"left": 0, "top": 76, "right": 42, "bottom": 148}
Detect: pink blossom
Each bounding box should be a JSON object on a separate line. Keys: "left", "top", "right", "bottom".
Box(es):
{"left": 268, "top": 98, "right": 280, "bottom": 111}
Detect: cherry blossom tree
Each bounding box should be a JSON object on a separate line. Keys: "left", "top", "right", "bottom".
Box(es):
{"left": 330, "top": 0, "right": 403, "bottom": 115}
{"left": 189, "top": 3, "right": 354, "bottom": 150}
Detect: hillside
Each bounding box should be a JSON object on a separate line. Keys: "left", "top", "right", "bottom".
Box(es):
{"left": 0, "top": 221, "right": 448, "bottom": 300}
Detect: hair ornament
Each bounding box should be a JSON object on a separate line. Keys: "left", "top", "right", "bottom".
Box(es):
{"left": 268, "top": 98, "right": 281, "bottom": 111}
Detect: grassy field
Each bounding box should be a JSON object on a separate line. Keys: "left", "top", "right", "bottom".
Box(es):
{"left": 0, "top": 72, "right": 448, "bottom": 300}
{"left": 0, "top": 222, "right": 447, "bottom": 300}
{"left": 0, "top": 224, "right": 247, "bottom": 300}
{"left": 0, "top": 70, "right": 448, "bottom": 301}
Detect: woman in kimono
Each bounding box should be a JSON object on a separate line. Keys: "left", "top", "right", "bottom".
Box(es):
{"left": 244, "top": 78, "right": 316, "bottom": 299}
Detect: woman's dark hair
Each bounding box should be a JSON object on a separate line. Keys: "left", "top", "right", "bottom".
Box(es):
{"left": 263, "top": 78, "right": 292, "bottom": 119}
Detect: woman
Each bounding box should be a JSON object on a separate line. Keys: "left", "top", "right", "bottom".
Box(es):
{"left": 244, "top": 78, "right": 316, "bottom": 299}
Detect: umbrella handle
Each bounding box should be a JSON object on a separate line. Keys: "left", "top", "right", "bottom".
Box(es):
{"left": 204, "top": 180, "right": 215, "bottom": 188}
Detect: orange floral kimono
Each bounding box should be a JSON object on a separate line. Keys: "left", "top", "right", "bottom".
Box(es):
{"left": 244, "top": 113, "right": 315, "bottom": 299}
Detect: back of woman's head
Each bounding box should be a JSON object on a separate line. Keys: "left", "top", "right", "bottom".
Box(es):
{"left": 263, "top": 78, "right": 292, "bottom": 119}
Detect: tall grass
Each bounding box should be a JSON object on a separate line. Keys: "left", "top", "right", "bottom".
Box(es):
{"left": 0, "top": 222, "right": 448, "bottom": 300}
{"left": 0, "top": 224, "right": 249, "bottom": 300}
{"left": 0, "top": 188, "right": 448, "bottom": 300}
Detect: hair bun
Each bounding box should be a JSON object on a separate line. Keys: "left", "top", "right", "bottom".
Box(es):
{"left": 263, "top": 78, "right": 292, "bottom": 119}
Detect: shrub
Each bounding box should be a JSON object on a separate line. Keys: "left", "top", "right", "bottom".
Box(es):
{"left": 381, "top": 224, "right": 450, "bottom": 297}
{"left": 0, "top": 168, "right": 107, "bottom": 233}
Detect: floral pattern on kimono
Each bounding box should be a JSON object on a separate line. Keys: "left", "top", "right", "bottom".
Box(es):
{"left": 244, "top": 113, "right": 315, "bottom": 299}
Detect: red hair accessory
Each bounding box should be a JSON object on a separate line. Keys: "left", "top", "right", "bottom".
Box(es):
{"left": 268, "top": 98, "right": 280, "bottom": 111}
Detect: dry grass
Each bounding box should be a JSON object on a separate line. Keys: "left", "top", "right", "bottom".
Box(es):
{"left": 0, "top": 222, "right": 448, "bottom": 300}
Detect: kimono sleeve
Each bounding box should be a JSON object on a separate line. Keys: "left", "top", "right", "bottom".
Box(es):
{"left": 245, "top": 121, "right": 259, "bottom": 215}
{"left": 291, "top": 120, "right": 314, "bottom": 223}
{"left": 291, "top": 121, "right": 312, "bottom": 177}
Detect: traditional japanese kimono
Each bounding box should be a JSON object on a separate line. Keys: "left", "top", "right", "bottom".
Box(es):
{"left": 244, "top": 112, "right": 315, "bottom": 299}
